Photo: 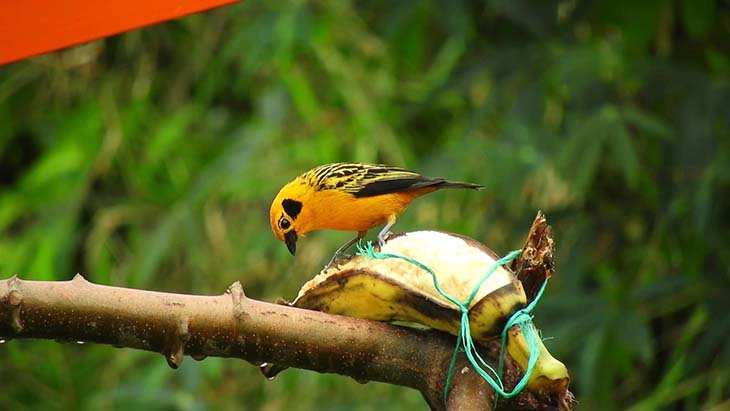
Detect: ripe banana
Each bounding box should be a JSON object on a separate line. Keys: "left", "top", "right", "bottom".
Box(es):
{"left": 294, "top": 231, "right": 525, "bottom": 340}
{"left": 505, "top": 322, "right": 569, "bottom": 396}
{"left": 278, "top": 230, "right": 569, "bottom": 400}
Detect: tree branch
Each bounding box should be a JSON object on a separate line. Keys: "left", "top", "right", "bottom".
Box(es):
{"left": 0, "top": 274, "right": 547, "bottom": 410}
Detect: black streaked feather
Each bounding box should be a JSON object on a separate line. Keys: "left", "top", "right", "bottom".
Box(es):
{"left": 353, "top": 177, "right": 438, "bottom": 197}
{"left": 354, "top": 178, "right": 481, "bottom": 197}
{"left": 300, "top": 162, "right": 483, "bottom": 197}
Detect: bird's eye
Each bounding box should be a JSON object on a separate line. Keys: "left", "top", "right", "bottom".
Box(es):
{"left": 278, "top": 216, "right": 291, "bottom": 230}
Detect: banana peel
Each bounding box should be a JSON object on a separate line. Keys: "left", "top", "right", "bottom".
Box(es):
{"left": 293, "top": 231, "right": 525, "bottom": 340}
{"left": 270, "top": 229, "right": 569, "bottom": 403}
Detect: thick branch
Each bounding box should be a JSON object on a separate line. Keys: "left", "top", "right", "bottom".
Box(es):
{"left": 0, "top": 274, "right": 544, "bottom": 411}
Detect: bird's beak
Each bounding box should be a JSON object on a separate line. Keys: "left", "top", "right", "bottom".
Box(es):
{"left": 284, "top": 230, "right": 298, "bottom": 255}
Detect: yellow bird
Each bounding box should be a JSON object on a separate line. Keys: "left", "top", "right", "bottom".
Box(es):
{"left": 270, "top": 162, "right": 483, "bottom": 259}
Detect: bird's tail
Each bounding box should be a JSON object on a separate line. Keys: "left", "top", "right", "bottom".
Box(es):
{"left": 434, "top": 179, "right": 484, "bottom": 190}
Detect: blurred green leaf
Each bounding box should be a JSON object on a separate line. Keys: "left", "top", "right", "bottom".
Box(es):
{"left": 681, "top": 0, "right": 715, "bottom": 38}
{"left": 600, "top": 0, "right": 668, "bottom": 51}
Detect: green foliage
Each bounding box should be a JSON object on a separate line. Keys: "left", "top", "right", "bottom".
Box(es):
{"left": 1, "top": 0, "right": 729, "bottom": 410}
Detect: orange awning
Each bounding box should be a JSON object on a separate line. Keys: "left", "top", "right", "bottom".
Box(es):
{"left": 0, "top": 0, "right": 241, "bottom": 65}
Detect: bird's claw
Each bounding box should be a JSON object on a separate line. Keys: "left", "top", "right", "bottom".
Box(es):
{"left": 376, "top": 231, "right": 393, "bottom": 249}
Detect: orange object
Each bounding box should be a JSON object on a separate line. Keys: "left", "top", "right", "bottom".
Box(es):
{"left": 269, "top": 163, "right": 483, "bottom": 258}
{"left": 0, "top": 0, "right": 241, "bottom": 65}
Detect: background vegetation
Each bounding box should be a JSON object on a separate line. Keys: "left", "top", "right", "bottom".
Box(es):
{"left": 1, "top": 0, "right": 729, "bottom": 410}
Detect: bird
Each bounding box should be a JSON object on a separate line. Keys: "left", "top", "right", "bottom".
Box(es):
{"left": 269, "top": 162, "right": 483, "bottom": 263}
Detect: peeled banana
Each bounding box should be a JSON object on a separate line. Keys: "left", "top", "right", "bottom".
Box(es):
{"left": 282, "top": 230, "right": 569, "bottom": 400}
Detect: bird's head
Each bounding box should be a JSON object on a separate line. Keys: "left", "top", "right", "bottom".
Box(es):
{"left": 270, "top": 183, "right": 305, "bottom": 256}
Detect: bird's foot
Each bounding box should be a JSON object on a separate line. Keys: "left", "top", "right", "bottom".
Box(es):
{"left": 376, "top": 231, "right": 394, "bottom": 249}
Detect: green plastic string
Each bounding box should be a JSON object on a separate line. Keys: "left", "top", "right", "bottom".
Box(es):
{"left": 355, "top": 240, "right": 548, "bottom": 406}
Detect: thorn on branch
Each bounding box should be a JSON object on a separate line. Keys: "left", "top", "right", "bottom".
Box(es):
{"left": 6, "top": 275, "right": 24, "bottom": 333}
{"left": 227, "top": 281, "right": 246, "bottom": 298}
{"left": 165, "top": 317, "right": 191, "bottom": 369}
{"left": 165, "top": 345, "right": 183, "bottom": 369}
{"left": 227, "top": 281, "right": 248, "bottom": 320}
{"left": 72, "top": 273, "right": 89, "bottom": 283}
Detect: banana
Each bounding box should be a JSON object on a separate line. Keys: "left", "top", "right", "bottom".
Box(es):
{"left": 294, "top": 231, "right": 525, "bottom": 340}
{"left": 279, "top": 230, "right": 569, "bottom": 400}
{"left": 505, "top": 322, "right": 569, "bottom": 396}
